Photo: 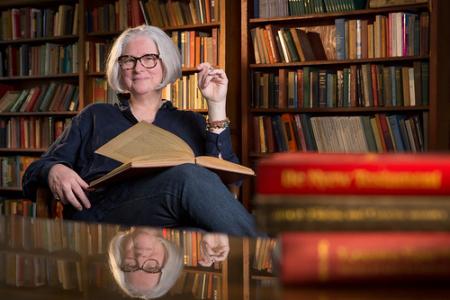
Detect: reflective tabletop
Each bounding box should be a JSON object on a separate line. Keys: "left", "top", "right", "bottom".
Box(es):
{"left": 0, "top": 215, "right": 448, "bottom": 300}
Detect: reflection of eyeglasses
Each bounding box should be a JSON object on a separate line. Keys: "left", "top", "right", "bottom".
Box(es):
{"left": 118, "top": 54, "right": 160, "bottom": 70}
{"left": 120, "top": 258, "right": 162, "bottom": 274}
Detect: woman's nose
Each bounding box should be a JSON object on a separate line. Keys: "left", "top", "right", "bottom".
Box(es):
{"left": 135, "top": 248, "right": 153, "bottom": 257}
{"left": 133, "top": 58, "right": 148, "bottom": 72}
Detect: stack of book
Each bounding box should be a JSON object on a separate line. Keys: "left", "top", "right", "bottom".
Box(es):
{"left": 254, "top": 152, "right": 450, "bottom": 284}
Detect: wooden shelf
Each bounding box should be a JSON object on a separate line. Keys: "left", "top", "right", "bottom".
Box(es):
{"left": 0, "top": 0, "right": 76, "bottom": 9}
{"left": 251, "top": 274, "right": 277, "bottom": 281}
{"left": 0, "top": 74, "right": 79, "bottom": 81}
{"left": 0, "top": 35, "right": 79, "bottom": 45}
{"left": 249, "top": 55, "right": 429, "bottom": 69}
{"left": 250, "top": 106, "right": 430, "bottom": 114}
{"left": 86, "top": 22, "right": 220, "bottom": 37}
{"left": 184, "top": 266, "right": 224, "bottom": 275}
{"left": 0, "top": 111, "right": 77, "bottom": 116}
{"left": 0, "top": 148, "right": 47, "bottom": 153}
{"left": 86, "top": 67, "right": 221, "bottom": 77}
{"left": 249, "top": 3, "right": 429, "bottom": 25}
{"left": 0, "top": 187, "right": 22, "bottom": 192}
{"left": 163, "top": 22, "right": 221, "bottom": 31}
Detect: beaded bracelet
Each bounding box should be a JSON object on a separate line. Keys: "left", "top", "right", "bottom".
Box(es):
{"left": 206, "top": 117, "right": 231, "bottom": 130}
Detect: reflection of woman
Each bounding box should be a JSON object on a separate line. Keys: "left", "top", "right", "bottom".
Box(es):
{"left": 109, "top": 227, "right": 183, "bottom": 299}
{"left": 198, "top": 233, "right": 230, "bottom": 267}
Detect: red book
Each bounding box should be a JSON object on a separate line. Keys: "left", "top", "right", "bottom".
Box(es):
{"left": 0, "top": 83, "right": 12, "bottom": 98}
{"left": 257, "top": 152, "right": 450, "bottom": 195}
{"left": 53, "top": 120, "right": 65, "bottom": 139}
{"left": 204, "top": 0, "right": 211, "bottom": 23}
{"left": 280, "top": 232, "right": 450, "bottom": 285}
{"left": 23, "top": 86, "right": 41, "bottom": 112}
{"left": 278, "top": 69, "right": 288, "bottom": 109}
{"left": 263, "top": 115, "right": 275, "bottom": 153}
{"left": 376, "top": 114, "right": 394, "bottom": 151}
{"left": 280, "top": 113, "right": 298, "bottom": 151}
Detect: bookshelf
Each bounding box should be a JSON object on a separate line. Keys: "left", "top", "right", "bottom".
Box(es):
{"left": 0, "top": 0, "right": 81, "bottom": 200}
{"left": 0, "top": 0, "right": 242, "bottom": 202}
{"left": 240, "top": 0, "right": 450, "bottom": 207}
{"left": 242, "top": 238, "right": 277, "bottom": 300}
{"left": 0, "top": 216, "right": 231, "bottom": 299}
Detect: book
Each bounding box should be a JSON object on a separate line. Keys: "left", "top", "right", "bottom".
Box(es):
{"left": 256, "top": 152, "right": 450, "bottom": 196}
{"left": 279, "top": 232, "right": 450, "bottom": 285}
{"left": 254, "top": 194, "right": 450, "bottom": 232}
{"left": 369, "top": 0, "right": 428, "bottom": 8}
{"left": 0, "top": 90, "right": 21, "bottom": 112}
{"left": 90, "top": 122, "right": 255, "bottom": 188}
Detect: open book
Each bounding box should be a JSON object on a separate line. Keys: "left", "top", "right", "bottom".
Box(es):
{"left": 89, "top": 122, "right": 255, "bottom": 188}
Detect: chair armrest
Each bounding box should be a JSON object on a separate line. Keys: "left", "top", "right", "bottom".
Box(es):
{"left": 35, "top": 187, "right": 62, "bottom": 219}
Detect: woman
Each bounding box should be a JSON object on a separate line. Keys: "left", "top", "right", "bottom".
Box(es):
{"left": 109, "top": 227, "right": 183, "bottom": 299}
{"left": 22, "top": 25, "right": 261, "bottom": 237}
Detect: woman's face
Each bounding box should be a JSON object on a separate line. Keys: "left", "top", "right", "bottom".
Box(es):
{"left": 120, "top": 36, "right": 164, "bottom": 96}
{"left": 121, "top": 228, "right": 166, "bottom": 290}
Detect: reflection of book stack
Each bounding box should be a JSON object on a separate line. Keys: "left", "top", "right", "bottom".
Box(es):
{"left": 254, "top": 152, "right": 450, "bottom": 284}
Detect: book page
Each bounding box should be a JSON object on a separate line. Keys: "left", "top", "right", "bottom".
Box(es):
{"left": 95, "top": 122, "right": 194, "bottom": 163}
{"left": 196, "top": 156, "right": 255, "bottom": 184}
{"left": 196, "top": 156, "right": 255, "bottom": 176}
{"left": 89, "top": 156, "right": 196, "bottom": 188}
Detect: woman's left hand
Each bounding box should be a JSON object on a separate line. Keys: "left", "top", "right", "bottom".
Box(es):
{"left": 197, "top": 63, "right": 228, "bottom": 112}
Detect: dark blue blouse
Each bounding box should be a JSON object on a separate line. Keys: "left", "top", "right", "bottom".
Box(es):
{"left": 22, "top": 100, "right": 238, "bottom": 200}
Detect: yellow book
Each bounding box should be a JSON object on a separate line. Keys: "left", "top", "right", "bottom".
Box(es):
{"left": 90, "top": 122, "right": 255, "bottom": 188}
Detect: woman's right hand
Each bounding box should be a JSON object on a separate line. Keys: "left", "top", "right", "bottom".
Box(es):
{"left": 48, "top": 163, "right": 91, "bottom": 211}
{"left": 198, "top": 233, "right": 230, "bottom": 267}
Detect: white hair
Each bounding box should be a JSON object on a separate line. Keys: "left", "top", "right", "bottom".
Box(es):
{"left": 108, "top": 229, "right": 183, "bottom": 299}
{"left": 106, "top": 25, "right": 182, "bottom": 93}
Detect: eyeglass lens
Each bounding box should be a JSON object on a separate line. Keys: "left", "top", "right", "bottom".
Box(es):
{"left": 121, "top": 258, "right": 161, "bottom": 273}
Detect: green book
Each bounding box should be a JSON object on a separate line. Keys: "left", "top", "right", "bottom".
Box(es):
{"left": 395, "top": 67, "right": 403, "bottom": 107}
{"left": 360, "top": 115, "right": 377, "bottom": 152}
{"left": 9, "top": 89, "right": 29, "bottom": 112}
{"left": 38, "top": 82, "right": 57, "bottom": 112}
{"left": 282, "top": 28, "right": 300, "bottom": 62}
{"left": 302, "top": 67, "right": 311, "bottom": 108}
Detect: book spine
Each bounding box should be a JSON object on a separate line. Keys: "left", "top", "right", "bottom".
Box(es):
{"left": 257, "top": 153, "right": 450, "bottom": 195}
{"left": 280, "top": 232, "right": 450, "bottom": 285}
{"left": 254, "top": 195, "right": 450, "bottom": 232}
{"left": 335, "top": 18, "right": 346, "bottom": 59}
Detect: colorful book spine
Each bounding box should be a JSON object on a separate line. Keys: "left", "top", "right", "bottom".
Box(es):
{"left": 280, "top": 232, "right": 450, "bottom": 285}
{"left": 254, "top": 195, "right": 450, "bottom": 232}
{"left": 257, "top": 152, "right": 450, "bottom": 195}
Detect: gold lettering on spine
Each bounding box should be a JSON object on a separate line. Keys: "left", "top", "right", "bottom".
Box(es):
{"left": 280, "top": 169, "right": 443, "bottom": 191}
{"left": 354, "top": 170, "right": 442, "bottom": 190}
{"left": 281, "top": 170, "right": 306, "bottom": 188}
{"left": 270, "top": 207, "right": 449, "bottom": 223}
{"left": 308, "top": 170, "right": 353, "bottom": 189}
{"left": 318, "top": 240, "right": 330, "bottom": 282}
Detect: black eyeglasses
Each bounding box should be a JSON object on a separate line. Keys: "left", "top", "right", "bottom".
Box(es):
{"left": 120, "top": 258, "right": 162, "bottom": 274}
{"left": 118, "top": 53, "right": 160, "bottom": 70}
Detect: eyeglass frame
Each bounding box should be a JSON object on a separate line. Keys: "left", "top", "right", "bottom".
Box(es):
{"left": 117, "top": 53, "right": 160, "bottom": 70}
{"left": 120, "top": 258, "right": 162, "bottom": 274}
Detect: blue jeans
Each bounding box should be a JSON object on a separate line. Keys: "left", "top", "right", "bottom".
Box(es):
{"left": 68, "top": 164, "right": 262, "bottom": 237}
